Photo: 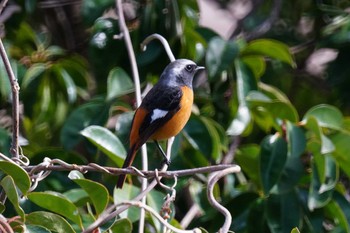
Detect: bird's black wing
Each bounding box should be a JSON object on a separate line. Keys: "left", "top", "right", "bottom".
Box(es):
{"left": 137, "top": 85, "right": 182, "bottom": 142}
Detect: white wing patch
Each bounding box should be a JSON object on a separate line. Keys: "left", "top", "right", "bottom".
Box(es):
{"left": 150, "top": 109, "right": 168, "bottom": 123}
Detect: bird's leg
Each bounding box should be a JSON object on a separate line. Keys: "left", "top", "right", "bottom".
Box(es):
{"left": 153, "top": 140, "right": 171, "bottom": 165}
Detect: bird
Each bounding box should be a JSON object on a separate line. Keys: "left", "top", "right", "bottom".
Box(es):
{"left": 116, "top": 59, "right": 205, "bottom": 189}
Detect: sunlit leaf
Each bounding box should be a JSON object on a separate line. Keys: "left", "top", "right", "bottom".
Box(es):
{"left": 227, "top": 105, "right": 251, "bottom": 136}
{"left": 26, "top": 211, "right": 76, "bottom": 233}
{"left": 81, "top": 125, "right": 126, "bottom": 166}
{"left": 291, "top": 227, "right": 301, "bottom": 233}
{"left": 0, "top": 161, "right": 31, "bottom": 195}
{"left": 242, "top": 39, "right": 296, "bottom": 67}
{"left": 241, "top": 55, "right": 266, "bottom": 79}
{"left": 330, "top": 131, "right": 350, "bottom": 177}
{"left": 57, "top": 68, "right": 77, "bottom": 103}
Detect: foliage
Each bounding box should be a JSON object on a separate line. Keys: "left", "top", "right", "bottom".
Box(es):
{"left": 0, "top": 0, "right": 350, "bottom": 232}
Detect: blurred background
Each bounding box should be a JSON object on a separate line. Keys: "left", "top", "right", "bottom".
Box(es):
{"left": 1, "top": 0, "right": 350, "bottom": 232}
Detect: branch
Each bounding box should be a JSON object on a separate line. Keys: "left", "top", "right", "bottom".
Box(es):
{"left": 207, "top": 166, "right": 241, "bottom": 233}
{"left": 141, "top": 33, "right": 176, "bottom": 62}
{"left": 117, "top": 201, "right": 201, "bottom": 233}
{"left": 0, "top": 37, "right": 19, "bottom": 159}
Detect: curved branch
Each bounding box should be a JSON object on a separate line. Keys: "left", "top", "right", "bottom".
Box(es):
{"left": 141, "top": 34, "right": 176, "bottom": 62}
{"left": 118, "top": 201, "right": 201, "bottom": 233}
{"left": 207, "top": 166, "right": 241, "bottom": 233}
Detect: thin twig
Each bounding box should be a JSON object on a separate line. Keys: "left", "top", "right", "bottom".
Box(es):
{"left": 119, "top": 201, "right": 201, "bottom": 233}
{"left": 141, "top": 34, "right": 176, "bottom": 62}
{"left": 0, "top": 39, "right": 19, "bottom": 159}
{"left": 23, "top": 162, "right": 235, "bottom": 177}
{"left": 207, "top": 166, "right": 241, "bottom": 233}
{"left": 115, "top": 1, "right": 149, "bottom": 231}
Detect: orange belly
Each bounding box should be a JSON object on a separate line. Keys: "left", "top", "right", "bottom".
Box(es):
{"left": 151, "top": 86, "right": 193, "bottom": 140}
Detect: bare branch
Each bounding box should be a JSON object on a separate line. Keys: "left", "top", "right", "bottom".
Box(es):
{"left": 0, "top": 39, "right": 19, "bottom": 159}
{"left": 118, "top": 201, "right": 201, "bottom": 233}
{"left": 207, "top": 166, "right": 241, "bottom": 233}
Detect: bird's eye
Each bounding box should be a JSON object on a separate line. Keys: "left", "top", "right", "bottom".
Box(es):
{"left": 185, "top": 64, "right": 194, "bottom": 72}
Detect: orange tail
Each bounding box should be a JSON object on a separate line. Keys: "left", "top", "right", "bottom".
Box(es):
{"left": 116, "top": 145, "right": 137, "bottom": 189}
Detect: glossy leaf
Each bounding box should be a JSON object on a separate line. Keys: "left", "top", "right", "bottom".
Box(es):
{"left": 0, "top": 176, "right": 25, "bottom": 220}
{"left": 241, "top": 55, "right": 266, "bottom": 79}
{"left": 308, "top": 161, "right": 333, "bottom": 211}
{"left": 303, "top": 104, "right": 343, "bottom": 130}
{"left": 241, "top": 39, "right": 296, "bottom": 67}
{"left": 26, "top": 211, "right": 76, "bottom": 233}
{"left": 114, "top": 183, "right": 140, "bottom": 222}
{"left": 291, "top": 228, "right": 301, "bottom": 233}
{"left": 60, "top": 99, "right": 109, "bottom": 150}
{"left": 260, "top": 134, "right": 288, "bottom": 195}
{"left": 235, "top": 59, "right": 258, "bottom": 104}
{"left": 318, "top": 154, "right": 338, "bottom": 194}
{"left": 286, "top": 121, "right": 306, "bottom": 158}
{"left": 0, "top": 161, "right": 31, "bottom": 195}
{"left": 206, "top": 36, "right": 238, "bottom": 78}
{"left": 80, "top": 125, "right": 126, "bottom": 166}
{"left": 266, "top": 192, "right": 302, "bottom": 233}
{"left": 109, "top": 218, "right": 133, "bottom": 233}
{"left": 71, "top": 177, "right": 109, "bottom": 215}
{"left": 107, "top": 68, "right": 134, "bottom": 100}
{"left": 28, "top": 191, "right": 82, "bottom": 227}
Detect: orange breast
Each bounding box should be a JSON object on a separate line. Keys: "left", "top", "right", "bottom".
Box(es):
{"left": 151, "top": 86, "right": 193, "bottom": 140}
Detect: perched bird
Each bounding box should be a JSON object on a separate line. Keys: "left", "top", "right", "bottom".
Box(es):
{"left": 116, "top": 59, "right": 204, "bottom": 189}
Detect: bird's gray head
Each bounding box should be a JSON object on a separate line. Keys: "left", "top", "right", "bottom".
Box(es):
{"left": 159, "top": 59, "right": 205, "bottom": 88}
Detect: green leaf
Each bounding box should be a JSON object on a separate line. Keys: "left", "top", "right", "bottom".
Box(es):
{"left": 80, "top": 125, "right": 126, "bottom": 166}
{"left": 286, "top": 121, "right": 306, "bottom": 158}
{"left": 318, "top": 154, "right": 338, "bottom": 194}
{"left": 235, "top": 59, "right": 258, "bottom": 105}
{"left": 241, "top": 39, "right": 295, "bottom": 67}
{"left": 0, "top": 176, "right": 25, "bottom": 220}
{"left": 183, "top": 115, "right": 220, "bottom": 162}
{"left": 28, "top": 191, "right": 82, "bottom": 227}
{"left": 109, "top": 218, "right": 133, "bottom": 233}
{"left": 26, "top": 211, "right": 76, "bottom": 233}
{"left": 308, "top": 161, "right": 333, "bottom": 211}
{"left": 147, "top": 189, "right": 166, "bottom": 231}
{"left": 291, "top": 227, "right": 301, "bottom": 233}
{"left": 330, "top": 132, "right": 350, "bottom": 177}
{"left": 266, "top": 192, "right": 302, "bottom": 233}
{"left": 303, "top": 104, "right": 343, "bottom": 130}
{"left": 25, "top": 225, "right": 51, "bottom": 233}
{"left": 324, "top": 192, "right": 350, "bottom": 233}
{"left": 71, "top": 178, "right": 109, "bottom": 215}
{"left": 57, "top": 68, "right": 77, "bottom": 103}
{"left": 107, "top": 68, "right": 134, "bottom": 100}
{"left": 114, "top": 183, "right": 140, "bottom": 222}
{"left": 22, "top": 63, "right": 46, "bottom": 88}
{"left": 241, "top": 55, "right": 266, "bottom": 79}
{"left": 260, "top": 134, "right": 288, "bottom": 195}
{"left": 205, "top": 36, "right": 238, "bottom": 78}
{"left": 0, "top": 161, "right": 31, "bottom": 195}
{"left": 235, "top": 144, "right": 261, "bottom": 187}
{"left": 60, "top": 99, "right": 109, "bottom": 150}
{"left": 304, "top": 116, "right": 335, "bottom": 154}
